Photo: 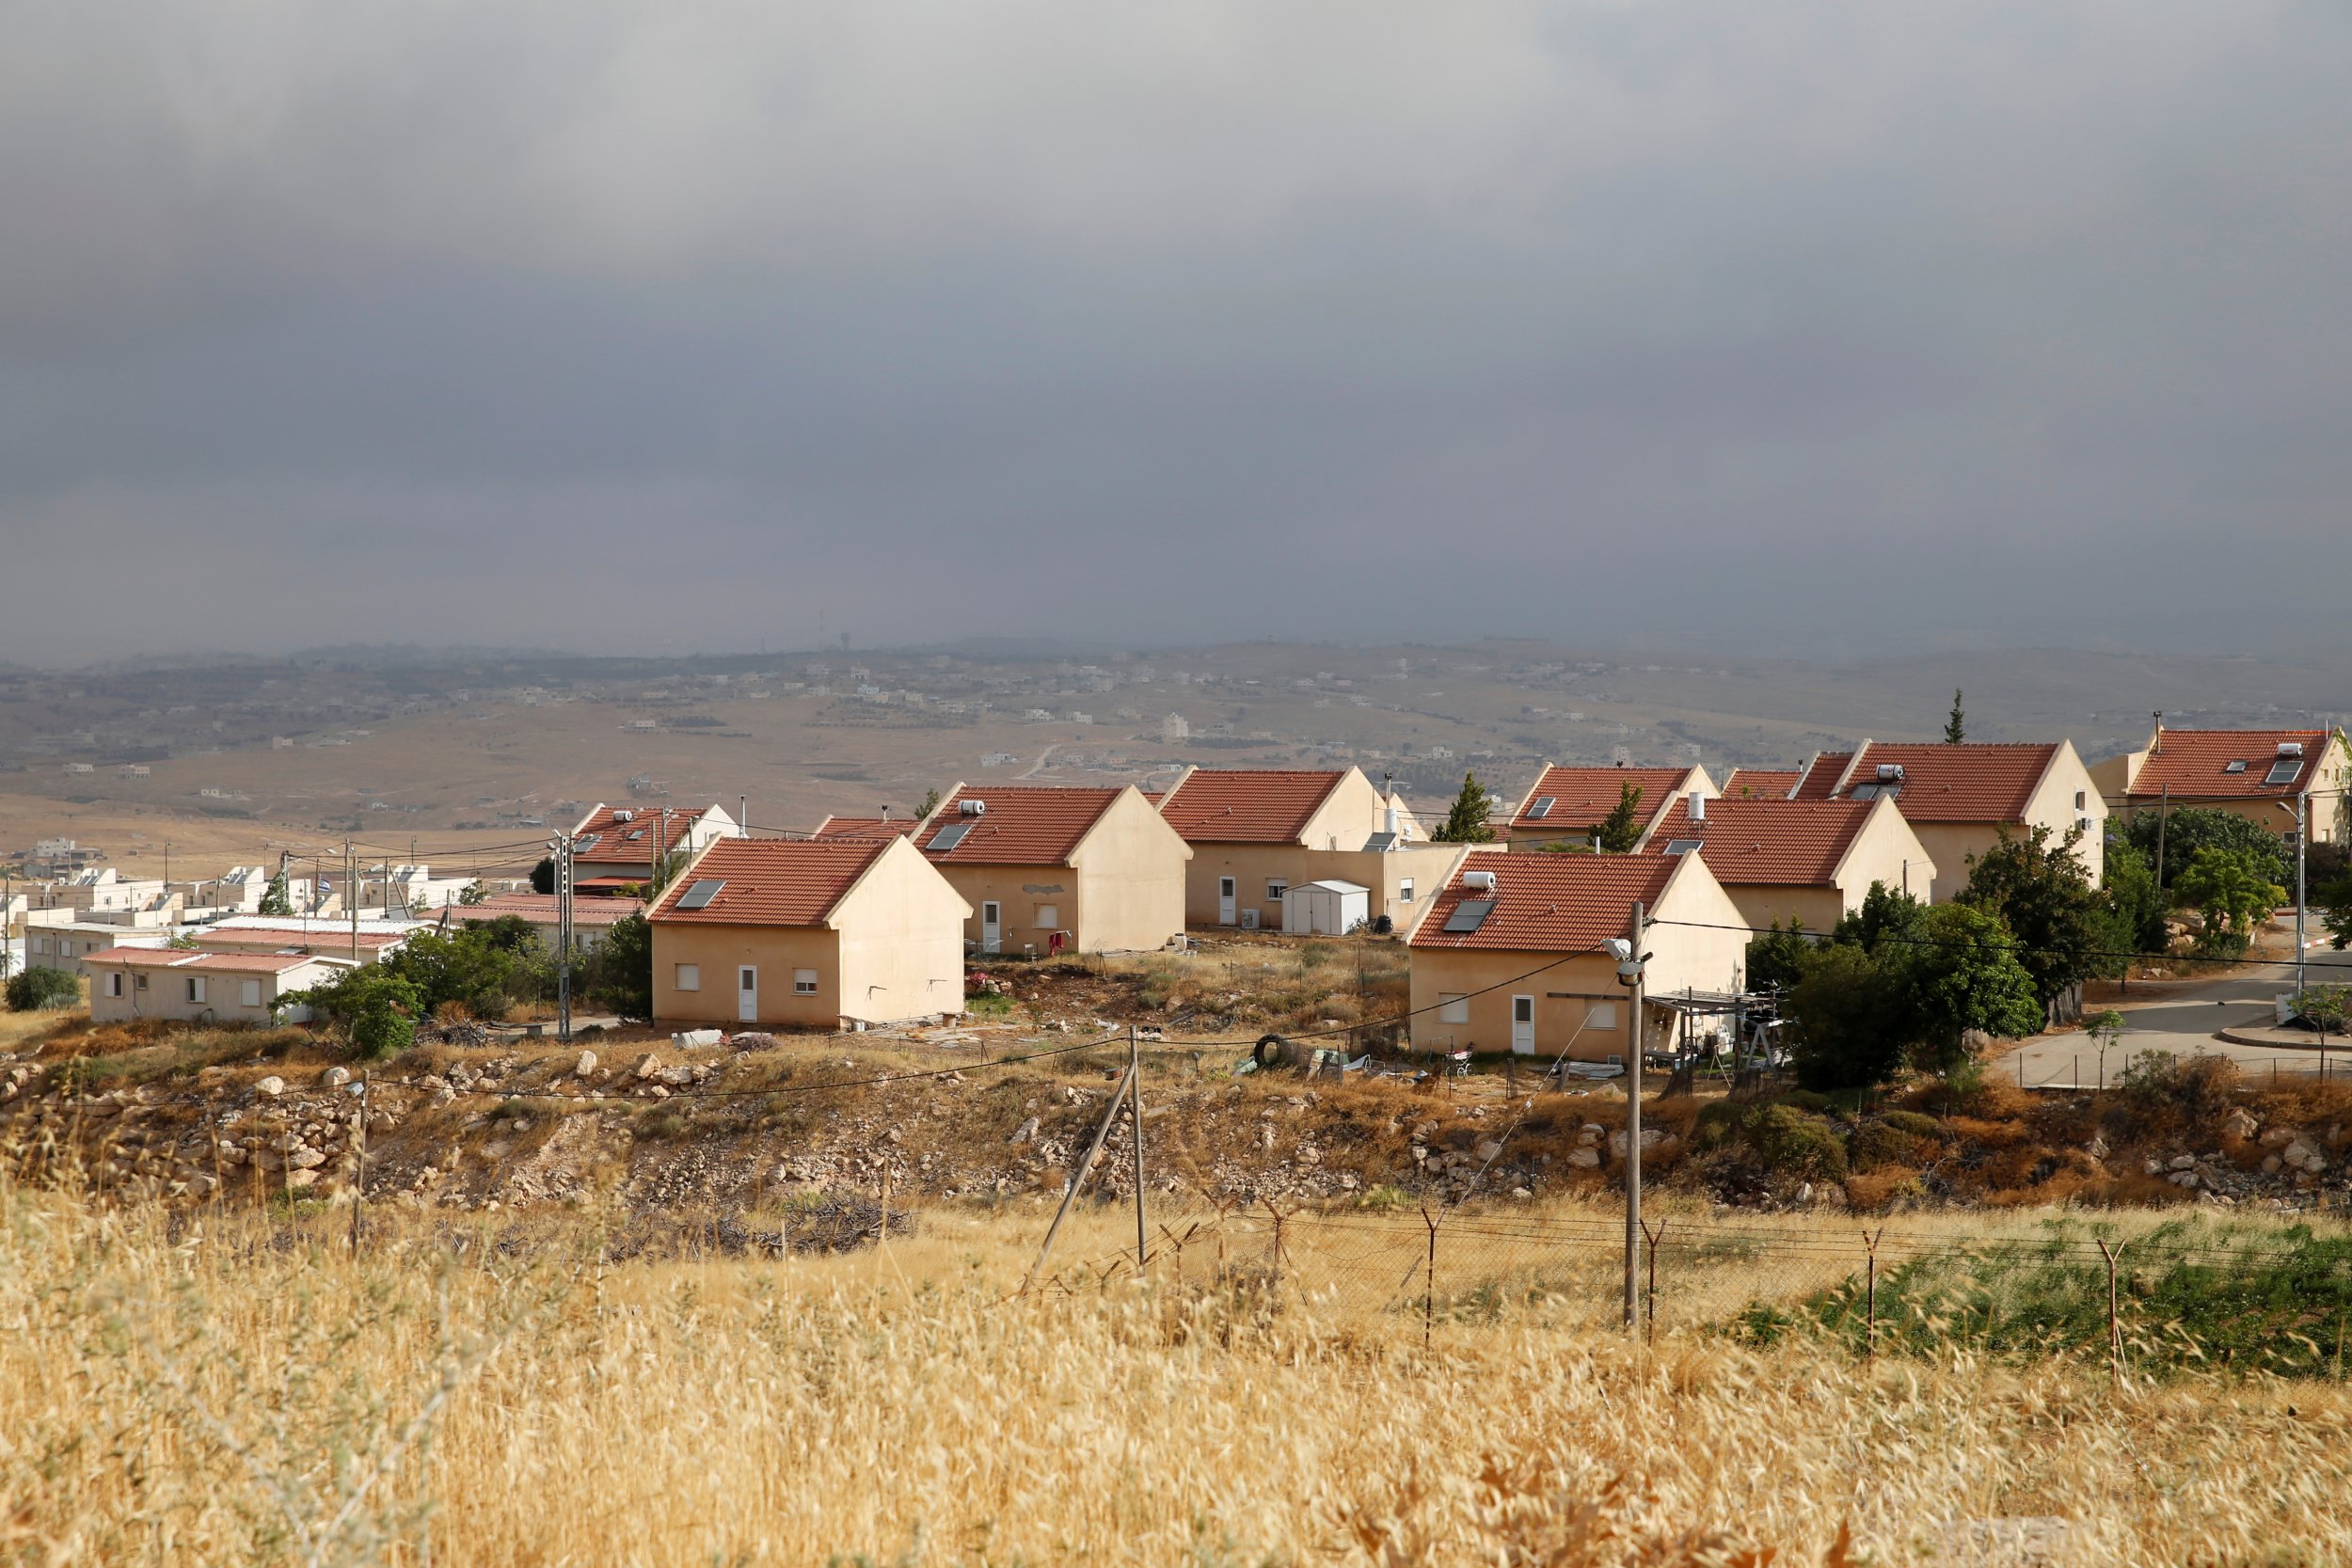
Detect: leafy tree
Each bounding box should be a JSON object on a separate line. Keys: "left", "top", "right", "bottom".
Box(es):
{"left": 2170, "top": 847, "right": 2286, "bottom": 957}
{"left": 1889, "top": 902, "right": 2043, "bottom": 1070}
{"left": 916, "top": 786, "right": 943, "bottom": 819}
{"left": 1945, "top": 689, "right": 1965, "bottom": 745}
{"left": 460, "top": 913, "right": 540, "bottom": 954}
{"left": 5, "top": 966, "right": 80, "bottom": 1012}
{"left": 1784, "top": 943, "right": 1907, "bottom": 1090}
{"left": 1957, "top": 824, "right": 2103, "bottom": 1005}
{"left": 291, "top": 967, "right": 421, "bottom": 1059}
{"left": 458, "top": 880, "right": 487, "bottom": 906}
{"left": 258, "top": 872, "right": 294, "bottom": 917}
{"left": 586, "top": 914, "right": 654, "bottom": 1019}
{"left": 1595, "top": 780, "right": 1647, "bottom": 853}
{"left": 1744, "top": 918, "right": 1815, "bottom": 994}
{"left": 380, "top": 927, "right": 520, "bottom": 1019}
{"left": 2125, "top": 805, "right": 2289, "bottom": 888}
{"left": 167, "top": 930, "right": 201, "bottom": 951}
{"left": 2098, "top": 839, "right": 2169, "bottom": 961}
{"left": 2320, "top": 870, "right": 2352, "bottom": 952}
{"left": 530, "top": 857, "right": 556, "bottom": 895}
{"left": 1433, "top": 772, "right": 1497, "bottom": 844}
{"left": 1831, "top": 881, "right": 1928, "bottom": 957}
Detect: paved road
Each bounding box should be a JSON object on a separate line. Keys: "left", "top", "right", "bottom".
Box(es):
{"left": 2006, "top": 919, "right": 2352, "bottom": 1089}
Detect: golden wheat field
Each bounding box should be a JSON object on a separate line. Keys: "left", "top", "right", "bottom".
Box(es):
{"left": 3, "top": 1178, "right": 2348, "bottom": 1568}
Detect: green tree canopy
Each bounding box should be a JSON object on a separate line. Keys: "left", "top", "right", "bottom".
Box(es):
{"left": 1831, "top": 881, "right": 1928, "bottom": 957}
{"left": 2170, "top": 847, "right": 2286, "bottom": 957}
{"left": 2125, "top": 805, "right": 2289, "bottom": 887}
{"left": 586, "top": 914, "right": 654, "bottom": 1019}
{"left": 5, "top": 967, "right": 80, "bottom": 1012}
{"left": 2098, "top": 839, "right": 2169, "bottom": 963}
{"left": 530, "top": 857, "right": 556, "bottom": 895}
{"left": 1744, "top": 918, "right": 1815, "bottom": 995}
{"left": 1889, "top": 901, "right": 2044, "bottom": 1070}
{"left": 1595, "top": 780, "right": 1647, "bottom": 853}
{"left": 258, "top": 871, "right": 294, "bottom": 918}
{"left": 291, "top": 967, "right": 421, "bottom": 1059}
{"left": 1945, "top": 689, "right": 1966, "bottom": 744}
{"left": 1433, "top": 772, "right": 1497, "bottom": 844}
{"left": 1957, "top": 824, "right": 2103, "bottom": 1004}
{"left": 2319, "top": 870, "right": 2352, "bottom": 952}
{"left": 1785, "top": 942, "right": 1907, "bottom": 1090}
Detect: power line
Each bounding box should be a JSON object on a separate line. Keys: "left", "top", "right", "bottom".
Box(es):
{"left": 1645, "top": 914, "right": 2330, "bottom": 973}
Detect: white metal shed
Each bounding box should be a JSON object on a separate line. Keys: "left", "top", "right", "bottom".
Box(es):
{"left": 1281, "top": 879, "right": 1370, "bottom": 936}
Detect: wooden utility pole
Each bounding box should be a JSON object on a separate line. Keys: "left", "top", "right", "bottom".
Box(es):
{"left": 1021, "top": 1057, "right": 1138, "bottom": 1295}
{"left": 1623, "top": 898, "right": 1645, "bottom": 1332}
{"left": 346, "top": 839, "right": 358, "bottom": 960}
{"left": 1129, "top": 1025, "right": 1147, "bottom": 1271}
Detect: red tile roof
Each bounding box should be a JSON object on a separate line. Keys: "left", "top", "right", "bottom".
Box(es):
{"left": 1646, "top": 798, "right": 1873, "bottom": 886}
{"left": 463, "top": 893, "right": 645, "bottom": 927}
{"left": 1512, "top": 766, "right": 1697, "bottom": 831}
{"left": 811, "top": 816, "right": 921, "bottom": 841}
{"left": 571, "top": 804, "right": 711, "bottom": 867}
{"left": 2122, "top": 729, "right": 2343, "bottom": 800}
{"left": 1410, "top": 849, "right": 1676, "bottom": 953}
{"left": 916, "top": 786, "right": 1122, "bottom": 864}
{"left": 1837, "top": 743, "right": 2058, "bottom": 823}
{"left": 1723, "top": 768, "right": 1801, "bottom": 800}
{"left": 1789, "top": 752, "right": 1852, "bottom": 800}
{"left": 645, "top": 837, "right": 888, "bottom": 927}
{"left": 1157, "top": 768, "right": 1349, "bottom": 843}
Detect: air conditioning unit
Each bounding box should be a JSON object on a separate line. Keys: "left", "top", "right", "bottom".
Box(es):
{"left": 1462, "top": 869, "right": 1498, "bottom": 894}
{"left": 2280, "top": 742, "right": 2304, "bottom": 758}
{"left": 1239, "top": 909, "right": 1260, "bottom": 929}
{"left": 960, "top": 799, "right": 986, "bottom": 816}
{"left": 1875, "top": 764, "right": 1904, "bottom": 782}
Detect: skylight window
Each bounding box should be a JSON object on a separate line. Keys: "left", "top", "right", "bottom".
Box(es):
{"left": 2224, "top": 760, "right": 2248, "bottom": 774}
{"left": 675, "top": 879, "right": 725, "bottom": 911}
{"left": 1527, "top": 797, "right": 1556, "bottom": 819}
{"left": 1441, "top": 899, "right": 1497, "bottom": 934}
{"left": 1662, "top": 839, "right": 1705, "bottom": 855}
{"left": 929, "top": 821, "right": 974, "bottom": 853}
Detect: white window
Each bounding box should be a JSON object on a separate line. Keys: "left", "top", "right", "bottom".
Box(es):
{"left": 1034, "top": 904, "right": 1059, "bottom": 929}
{"left": 2074, "top": 790, "right": 2087, "bottom": 810}
{"left": 1586, "top": 1003, "right": 1618, "bottom": 1030}
{"left": 675, "top": 963, "right": 701, "bottom": 991}
{"left": 793, "top": 969, "right": 818, "bottom": 994}
{"left": 1266, "top": 879, "right": 1288, "bottom": 901}
{"left": 1397, "top": 879, "right": 1414, "bottom": 903}
{"left": 241, "top": 979, "right": 262, "bottom": 1007}
{"left": 1438, "top": 992, "right": 1469, "bottom": 1025}
{"left": 105, "top": 972, "right": 123, "bottom": 998}
{"left": 186, "top": 976, "right": 207, "bottom": 1004}
{"left": 135, "top": 973, "right": 149, "bottom": 991}
{"left": 31, "top": 936, "right": 48, "bottom": 956}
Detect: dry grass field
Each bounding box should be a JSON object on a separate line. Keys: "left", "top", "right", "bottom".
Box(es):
{"left": 4, "top": 1175, "right": 2348, "bottom": 1567}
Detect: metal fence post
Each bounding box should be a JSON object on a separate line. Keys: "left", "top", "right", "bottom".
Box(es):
{"left": 1862, "top": 1228, "right": 1883, "bottom": 1361}
{"left": 2097, "top": 1238, "right": 2125, "bottom": 1384}
{"left": 1421, "top": 1201, "right": 1439, "bottom": 1352}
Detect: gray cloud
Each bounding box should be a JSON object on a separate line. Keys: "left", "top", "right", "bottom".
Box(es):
{"left": 3, "top": 1, "right": 2347, "bottom": 660}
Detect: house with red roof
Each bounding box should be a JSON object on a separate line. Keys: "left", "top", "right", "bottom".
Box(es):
{"left": 87, "top": 946, "right": 358, "bottom": 1025}
{"left": 2091, "top": 724, "right": 2350, "bottom": 850}
{"left": 1405, "top": 849, "right": 1748, "bottom": 1064}
{"left": 568, "top": 802, "right": 741, "bottom": 894}
{"left": 1638, "top": 793, "right": 1936, "bottom": 932}
{"left": 810, "top": 815, "right": 922, "bottom": 842}
{"left": 1721, "top": 768, "right": 1802, "bottom": 800}
{"left": 1153, "top": 766, "right": 1451, "bottom": 930}
{"left": 646, "top": 835, "right": 968, "bottom": 1029}
{"left": 1503, "top": 763, "right": 1717, "bottom": 851}
{"left": 912, "top": 784, "right": 1188, "bottom": 955}
{"left": 458, "top": 892, "right": 645, "bottom": 951}
{"left": 1804, "top": 739, "right": 2103, "bottom": 900}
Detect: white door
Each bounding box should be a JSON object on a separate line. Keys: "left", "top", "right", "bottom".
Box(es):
{"left": 981, "top": 901, "right": 1002, "bottom": 956}
{"left": 1218, "top": 877, "right": 1236, "bottom": 925}
{"left": 738, "top": 965, "right": 758, "bottom": 1022}
{"left": 1511, "top": 995, "right": 1535, "bottom": 1055}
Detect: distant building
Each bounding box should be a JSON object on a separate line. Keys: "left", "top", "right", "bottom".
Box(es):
{"left": 914, "top": 784, "right": 1188, "bottom": 955}
{"left": 2091, "top": 724, "right": 2351, "bottom": 849}
{"left": 1505, "top": 765, "right": 1716, "bottom": 851}
{"left": 1161, "top": 713, "right": 1190, "bottom": 743}
{"left": 87, "top": 948, "right": 357, "bottom": 1025}
{"left": 1154, "top": 766, "right": 1452, "bottom": 932}
{"left": 568, "top": 802, "right": 741, "bottom": 893}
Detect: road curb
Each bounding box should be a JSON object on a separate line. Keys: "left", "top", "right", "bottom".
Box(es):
{"left": 2215, "top": 1027, "right": 2344, "bottom": 1053}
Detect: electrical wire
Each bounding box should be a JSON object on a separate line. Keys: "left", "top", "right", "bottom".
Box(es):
{"left": 1641, "top": 914, "right": 2336, "bottom": 974}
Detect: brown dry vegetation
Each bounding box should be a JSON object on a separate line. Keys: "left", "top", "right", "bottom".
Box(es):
{"left": 3, "top": 1180, "right": 2348, "bottom": 1565}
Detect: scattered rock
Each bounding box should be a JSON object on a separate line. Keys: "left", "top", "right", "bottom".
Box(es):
{"left": 321, "top": 1067, "right": 351, "bottom": 1087}
{"left": 1011, "top": 1117, "right": 1040, "bottom": 1144}
{"left": 2084, "top": 1133, "right": 2108, "bottom": 1161}
{"left": 633, "top": 1053, "right": 661, "bottom": 1081}
{"left": 2168, "top": 1153, "right": 2196, "bottom": 1171}
{"left": 574, "top": 1051, "right": 597, "bottom": 1078}
{"left": 1567, "top": 1147, "right": 1602, "bottom": 1168}
{"left": 254, "top": 1076, "right": 286, "bottom": 1099}
{"left": 287, "top": 1148, "right": 326, "bottom": 1170}
{"left": 2223, "top": 1108, "right": 2260, "bottom": 1141}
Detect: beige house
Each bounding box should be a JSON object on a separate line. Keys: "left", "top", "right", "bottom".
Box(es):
{"left": 1801, "top": 740, "right": 2103, "bottom": 900}
{"left": 1155, "top": 766, "right": 1452, "bottom": 931}
{"left": 24, "top": 917, "right": 160, "bottom": 974}
{"left": 648, "top": 835, "right": 969, "bottom": 1030}
{"left": 569, "top": 802, "right": 742, "bottom": 893}
{"left": 1638, "top": 793, "right": 1937, "bottom": 931}
{"left": 1503, "top": 764, "right": 1717, "bottom": 851}
{"left": 913, "top": 784, "right": 1188, "bottom": 955}
{"left": 460, "top": 892, "right": 646, "bottom": 951}
{"left": 87, "top": 947, "right": 357, "bottom": 1025}
{"left": 2090, "top": 725, "right": 2351, "bottom": 848}
{"left": 1405, "top": 849, "right": 1749, "bottom": 1064}
{"left": 194, "top": 916, "right": 416, "bottom": 965}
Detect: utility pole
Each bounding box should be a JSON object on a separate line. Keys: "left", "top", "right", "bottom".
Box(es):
{"left": 346, "top": 839, "right": 358, "bottom": 961}
{"left": 2153, "top": 784, "right": 2170, "bottom": 893}
{"left": 1621, "top": 899, "right": 1646, "bottom": 1333}
{"left": 1129, "top": 1024, "right": 1147, "bottom": 1271}
{"left": 2292, "top": 794, "right": 2309, "bottom": 995}
{"left": 553, "top": 832, "right": 574, "bottom": 1043}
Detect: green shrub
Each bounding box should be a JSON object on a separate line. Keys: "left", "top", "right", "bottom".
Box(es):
{"left": 1879, "top": 1109, "right": 1946, "bottom": 1140}
{"left": 1846, "top": 1120, "right": 1918, "bottom": 1172}
{"left": 1775, "top": 1089, "right": 1834, "bottom": 1114}
{"left": 1747, "top": 1104, "right": 1850, "bottom": 1183}
{"left": 5, "top": 967, "right": 80, "bottom": 1011}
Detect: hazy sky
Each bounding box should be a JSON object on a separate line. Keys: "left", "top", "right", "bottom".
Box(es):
{"left": 4, "top": 2, "right": 2348, "bottom": 662}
